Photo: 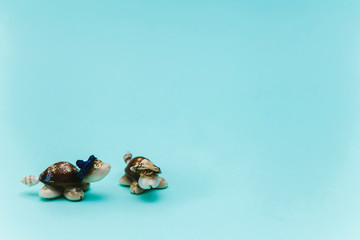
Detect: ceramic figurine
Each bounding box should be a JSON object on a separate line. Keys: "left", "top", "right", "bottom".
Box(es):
{"left": 21, "top": 155, "right": 111, "bottom": 201}
{"left": 119, "top": 152, "right": 168, "bottom": 194}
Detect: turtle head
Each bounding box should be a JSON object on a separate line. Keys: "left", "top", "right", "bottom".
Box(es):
{"left": 130, "top": 158, "right": 161, "bottom": 189}
{"left": 77, "top": 155, "right": 111, "bottom": 183}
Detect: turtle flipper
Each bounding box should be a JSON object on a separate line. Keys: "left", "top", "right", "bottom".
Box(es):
{"left": 156, "top": 177, "right": 168, "bottom": 189}
{"left": 119, "top": 174, "right": 132, "bottom": 186}
{"left": 64, "top": 187, "right": 84, "bottom": 201}
{"left": 39, "top": 185, "right": 62, "bottom": 199}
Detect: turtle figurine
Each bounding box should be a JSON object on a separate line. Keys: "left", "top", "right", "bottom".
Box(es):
{"left": 118, "top": 152, "right": 168, "bottom": 194}
{"left": 21, "top": 155, "right": 111, "bottom": 201}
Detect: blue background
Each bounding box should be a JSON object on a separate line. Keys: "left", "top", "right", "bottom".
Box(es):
{"left": 1, "top": 1, "right": 360, "bottom": 239}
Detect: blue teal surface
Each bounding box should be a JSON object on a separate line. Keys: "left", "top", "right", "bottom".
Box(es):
{"left": 1, "top": 1, "right": 360, "bottom": 239}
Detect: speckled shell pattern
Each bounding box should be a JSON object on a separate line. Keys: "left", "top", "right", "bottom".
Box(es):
{"left": 125, "top": 157, "right": 145, "bottom": 181}
{"left": 39, "top": 162, "right": 82, "bottom": 190}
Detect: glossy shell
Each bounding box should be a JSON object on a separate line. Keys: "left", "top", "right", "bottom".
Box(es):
{"left": 125, "top": 157, "right": 145, "bottom": 181}
{"left": 125, "top": 157, "right": 161, "bottom": 181}
{"left": 39, "top": 162, "right": 81, "bottom": 188}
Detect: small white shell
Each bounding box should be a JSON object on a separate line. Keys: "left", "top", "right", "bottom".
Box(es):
{"left": 124, "top": 152, "right": 132, "bottom": 163}
{"left": 138, "top": 175, "right": 160, "bottom": 189}
{"left": 21, "top": 175, "right": 39, "bottom": 187}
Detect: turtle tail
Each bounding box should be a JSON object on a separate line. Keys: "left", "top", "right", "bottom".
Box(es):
{"left": 21, "top": 175, "right": 40, "bottom": 187}
{"left": 124, "top": 152, "right": 132, "bottom": 164}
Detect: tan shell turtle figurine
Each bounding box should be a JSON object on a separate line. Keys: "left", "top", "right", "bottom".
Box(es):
{"left": 21, "top": 155, "right": 111, "bottom": 201}
{"left": 119, "top": 152, "right": 168, "bottom": 194}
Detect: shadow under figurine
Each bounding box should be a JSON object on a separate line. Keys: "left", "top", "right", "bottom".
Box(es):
{"left": 119, "top": 152, "right": 168, "bottom": 194}
{"left": 21, "top": 155, "right": 111, "bottom": 201}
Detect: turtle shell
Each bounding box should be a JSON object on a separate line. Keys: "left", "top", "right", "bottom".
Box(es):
{"left": 39, "top": 162, "right": 82, "bottom": 188}
{"left": 125, "top": 156, "right": 161, "bottom": 181}
{"left": 125, "top": 157, "right": 144, "bottom": 181}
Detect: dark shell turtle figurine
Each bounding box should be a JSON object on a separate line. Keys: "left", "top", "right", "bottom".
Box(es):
{"left": 119, "top": 152, "right": 168, "bottom": 194}
{"left": 21, "top": 155, "right": 111, "bottom": 201}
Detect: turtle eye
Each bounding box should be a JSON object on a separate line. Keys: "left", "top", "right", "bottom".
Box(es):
{"left": 94, "top": 160, "right": 104, "bottom": 169}
{"left": 145, "top": 170, "right": 153, "bottom": 175}
{"left": 139, "top": 171, "right": 146, "bottom": 176}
